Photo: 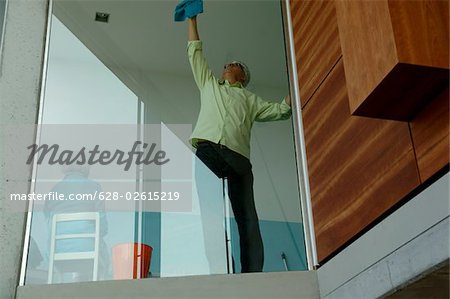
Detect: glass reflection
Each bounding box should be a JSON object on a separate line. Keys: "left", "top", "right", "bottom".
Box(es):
{"left": 25, "top": 15, "right": 139, "bottom": 284}
{"left": 24, "top": 0, "right": 308, "bottom": 285}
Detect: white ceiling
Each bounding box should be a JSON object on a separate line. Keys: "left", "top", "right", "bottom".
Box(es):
{"left": 52, "top": 0, "right": 289, "bottom": 90}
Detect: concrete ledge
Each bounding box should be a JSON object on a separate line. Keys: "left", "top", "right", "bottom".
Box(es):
{"left": 318, "top": 173, "right": 449, "bottom": 298}
{"left": 17, "top": 270, "right": 319, "bottom": 299}
{"left": 323, "top": 217, "right": 449, "bottom": 299}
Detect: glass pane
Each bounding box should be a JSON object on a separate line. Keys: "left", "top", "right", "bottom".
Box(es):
{"left": 158, "top": 156, "right": 227, "bottom": 277}
{"left": 23, "top": 0, "right": 308, "bottom": 285}
{"left": 142, "top": 125, "right": 228, "bottom": 278}
{"left": 230, "top": 120, "right": 308, "bottom": 272}
{"left": 25, "top": 15, "right": 139, "bottom": 284}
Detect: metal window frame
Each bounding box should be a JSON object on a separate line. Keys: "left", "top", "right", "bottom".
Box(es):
{"left": 0, "top": 0, "right": 9, "bottom": 74}
{"left": 281, "top": 0, "right": 319, "bottom": 270}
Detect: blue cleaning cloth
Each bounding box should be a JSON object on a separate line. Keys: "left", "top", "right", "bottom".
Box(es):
{"left": 174, "top": 0, "right": 203, "bottom": 22}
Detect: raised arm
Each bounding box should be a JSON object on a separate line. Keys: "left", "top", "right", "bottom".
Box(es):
{"left": 186, "top": 15, "right": 214, "bottom": 89}
{"left": 188, "top": 16, "right": 200, "bottom": 41}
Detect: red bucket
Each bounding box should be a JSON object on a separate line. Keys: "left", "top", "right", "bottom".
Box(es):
{"left": 112, "top": 243, "right": 153, "bottom": 279}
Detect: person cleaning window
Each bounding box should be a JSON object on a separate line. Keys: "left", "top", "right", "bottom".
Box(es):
{"left": 178, "top": 2, "right": 292, "bottom": 273}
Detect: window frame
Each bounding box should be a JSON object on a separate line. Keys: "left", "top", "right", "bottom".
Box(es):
{"left": 19, "top": 0, "right": 319, "bottom": 286}
{"left": 0, "top": 0, "right": 9, "bottom": 71}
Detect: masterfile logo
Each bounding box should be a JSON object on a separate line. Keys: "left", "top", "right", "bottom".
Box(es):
{"left": 26, "top": 141, "right": 170, "bottom": 171}
{"left": 2, "top": 124, "right": 193, "bottom": 213}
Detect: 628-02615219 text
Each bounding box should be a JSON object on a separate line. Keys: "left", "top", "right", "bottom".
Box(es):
{"left": 9, "top": 191, "right": 181, "bottom": 201}
{"left": 101, "top": 191, "right": 180, "bottom": 201}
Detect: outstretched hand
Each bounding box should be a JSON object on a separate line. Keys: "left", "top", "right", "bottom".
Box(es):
{"left": 284, "top": 94, "right": 291, "bottom": 107}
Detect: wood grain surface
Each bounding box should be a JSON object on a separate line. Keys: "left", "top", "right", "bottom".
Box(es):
{"left": 410, "top": 87, "right": 450, "bottom": 182}
{"left": 290, "top": 0, "right": 446, "bottom": 263}
{"left": 290, "top": 0, "right": 341, "bottom": 108}
{"left": 389, "top": 0, "right": 449, "bottom": 68}
{"left": 302, "top": 59, "right": 420, "bottom": 262}
{"left": 335, "top": 0, "right": 449, "bottom": 121}
{"left": 335, "top": 0, "right": 398, "bottom": 114}
{"left": 352, "top": 63, "right": 449, "bottom": 121}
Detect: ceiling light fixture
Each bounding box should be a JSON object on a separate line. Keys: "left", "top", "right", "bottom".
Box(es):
{"left": 95, "top": 12, "right": 110, "bottom": 23}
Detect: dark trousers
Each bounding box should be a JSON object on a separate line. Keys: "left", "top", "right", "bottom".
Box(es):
{"left": 195, "top": 141, "right": 264, "bottom": 273}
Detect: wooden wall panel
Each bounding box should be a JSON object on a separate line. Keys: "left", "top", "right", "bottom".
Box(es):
{"left": 290, "top": 0, "right": 341, "bottom": 108}
{"left": 410, "top": 88, "right": 450, "bottom": 182}
{"left": 389, "top": 0, "right": 449, "bottom": 68}
{"left": 335, "top": 0, "right": 449, "bottom": 121}
{"left": 290, "top": 0, "right": 446, "bottom": 263}
{"left": 335, "top": 0, "right": 398, "bottom": 113}
{"left": 302, "top": 59, "right": 421, "bottom": 262}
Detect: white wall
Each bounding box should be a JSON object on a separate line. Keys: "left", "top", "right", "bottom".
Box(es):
{"left": 0, "top": 0, "right": 48, "bottom": 297}
{"left": 44, "top": 17, "right": 139, "bottom": 124}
